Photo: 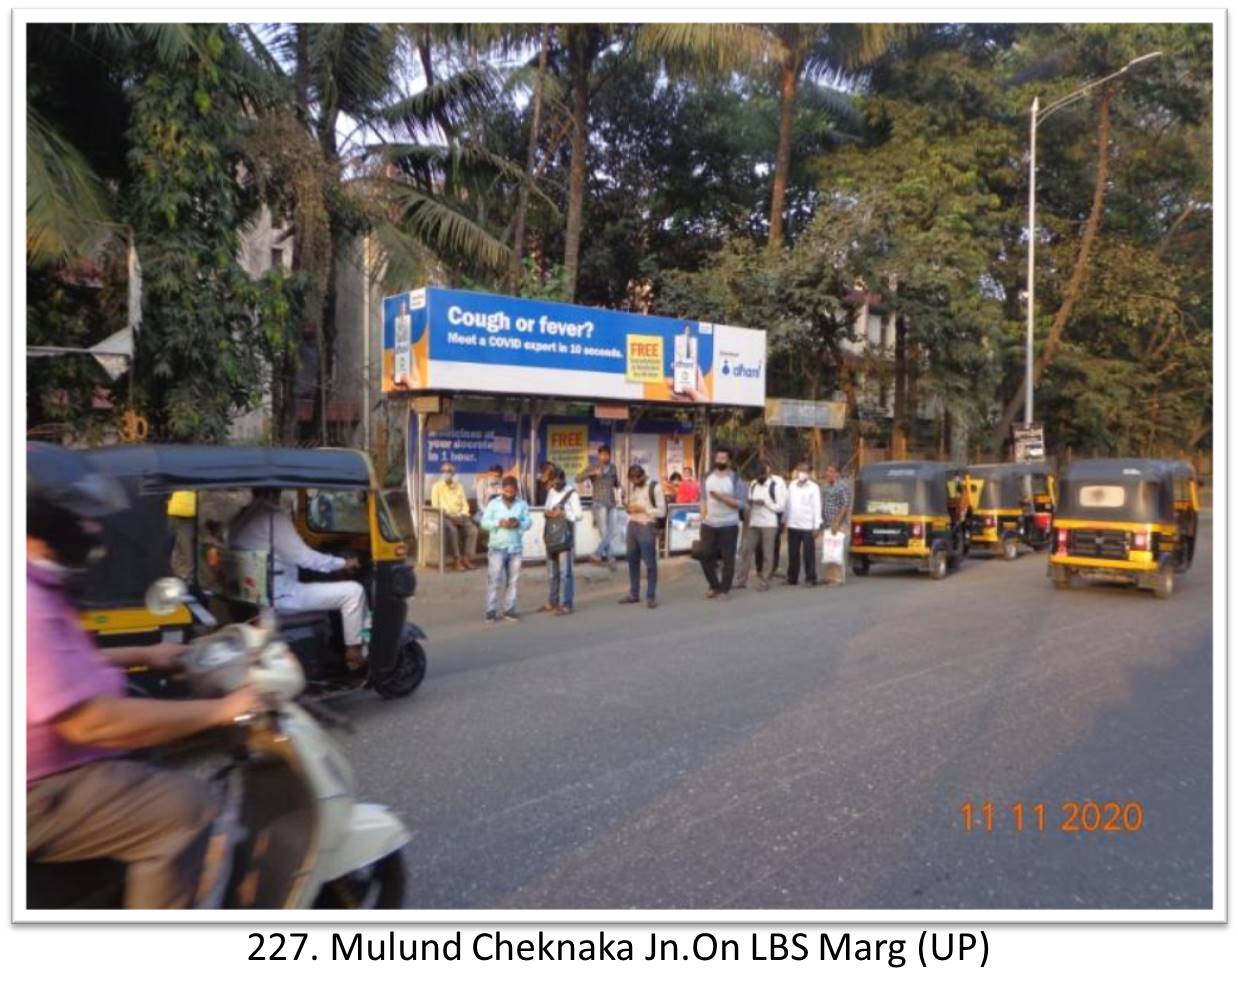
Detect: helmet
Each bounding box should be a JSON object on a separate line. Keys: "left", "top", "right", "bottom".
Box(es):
{"left": 27, "top": 443, "right": 128, "bottom": 569}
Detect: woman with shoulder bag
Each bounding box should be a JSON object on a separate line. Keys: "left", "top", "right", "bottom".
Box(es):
{"left": 542, "top": 466, "right": 582, "bottom": 615}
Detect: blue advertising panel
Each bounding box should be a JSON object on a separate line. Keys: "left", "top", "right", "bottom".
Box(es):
{"left": 382, "top": 287, "right": 766, "bottom": 406}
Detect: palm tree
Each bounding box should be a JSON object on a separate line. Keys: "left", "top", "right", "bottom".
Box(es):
{"left": 640, "top": 23, "right": 909, "bottom": 248}
{"left": 508, "top": 24, "right": 552, "bottom": 291}
{"left": 242, "top": 24, "right": 530, "bottom": 439}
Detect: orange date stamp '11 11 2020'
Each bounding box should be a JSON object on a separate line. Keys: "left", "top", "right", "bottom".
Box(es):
{"left": 960, "top": 800, "right": 1145, "bottom": 834}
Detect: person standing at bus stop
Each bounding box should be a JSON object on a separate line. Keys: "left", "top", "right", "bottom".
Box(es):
{"left": 821, "top": 464, "right": 853, "bottom": 585}
{"left": 481, "top": 476, "right": 532, "bottom": 622}
{"left": 784, "top": 462, "right": 823, "bottom": 586}
{"left": 578, "top": 445, "right": 620, "bottom": 571}
{"left": 735, "top": 461, "right": 784, "bottom": 591}
{"left": 618, "top": 465, "right": 666, "bottom": 609}
{"left": 698, "top": 448, "right": 744, "bottom": 600}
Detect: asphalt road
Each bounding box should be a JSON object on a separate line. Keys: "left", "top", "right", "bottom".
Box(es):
{"left": 341, "top": 524, "right": 1214, "bottom": 910}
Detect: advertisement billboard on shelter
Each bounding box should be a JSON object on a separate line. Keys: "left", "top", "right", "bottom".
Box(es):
{"left": 382, "top": 288, "right": 766, "bottom": 407}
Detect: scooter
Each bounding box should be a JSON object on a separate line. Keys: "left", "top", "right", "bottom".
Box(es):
{"left": 26, "top": 579, "right": 411, "bottom": 910}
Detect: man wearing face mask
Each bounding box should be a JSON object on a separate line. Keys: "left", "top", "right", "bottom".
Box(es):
{"left": 783, "top": 461, "right": 824, "bottom": 586}
{"left": 26, "top": 443, "right": 263, "bottom": 908}
{"left": 698, "top": 447, "right": 745, "bottom": 600}
{"left": 430, "top": 462, "right": 478, "bottom": 571}
{"left": 735, "top": 461, "right": 785, "bottom": 591}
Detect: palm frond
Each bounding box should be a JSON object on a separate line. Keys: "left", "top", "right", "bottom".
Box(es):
{"left": 370, "top": 140, "right": 560, "bottom": 215}
{"left": 307, "top": 23, "right": 400, "bottom": 120}
{"left": 799, "top": 81, "right": 865, "bottom": 132}
{"left": 81, "top": 23, "right": 204, "bottom": 64}
{"left": 386, "top": 182, "right": 515, "bottom": 272}
{"left": 377, "top": 65, "right": 499, "bottom": 135}
{"left": 368, "top": 218, "right": 437, "bottom": 292}
{"left": 26, "top": 108, "right": 116, "bottom": 264}
{"left": 638, "top": 23, "right": 775, "bottom": 74}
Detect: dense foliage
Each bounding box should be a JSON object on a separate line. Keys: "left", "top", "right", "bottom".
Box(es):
{"left": 27, "top": 21, "right": 1212, "bottom": 458}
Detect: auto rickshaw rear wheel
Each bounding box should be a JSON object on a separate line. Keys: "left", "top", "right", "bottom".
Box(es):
{"left": 929, "top": 546, "right": 949, "bottom": 580}
{"left": 1050, "top": 565, "right": 1072, "bottom": 589}
{"left": 851, "top": 556, "right": 870, "bottom": 576}
{"left": 1151, "top": 563, "right": 1176, "bottom": 599}
{"left": 1001, "top": 535, "right": 1020, "bottom": 561}
{"left": 371, "top": 637, "right": 427, "bottom": 699}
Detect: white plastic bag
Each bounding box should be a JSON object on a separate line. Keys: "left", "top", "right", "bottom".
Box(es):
{"left": 821, "top": 529, "right": 846, "bottom": 566}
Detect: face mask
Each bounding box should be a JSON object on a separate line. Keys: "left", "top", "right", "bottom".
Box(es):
{"left": 797, "top": 471, "right": 809, "bottom": 482}
{"left": 758, "top": 472, "right": 769, "bottom": 483}
{"left": 714, "top": 461, "right": 728, "bottom": 471}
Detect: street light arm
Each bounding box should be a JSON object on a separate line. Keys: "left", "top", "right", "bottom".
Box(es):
{"left": 1036, "top": 51, "right": 1162, "bottom": 124}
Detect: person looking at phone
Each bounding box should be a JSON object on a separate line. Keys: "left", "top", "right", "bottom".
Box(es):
{"left": 480, "top": 476, "right": 532, "bottom": 622}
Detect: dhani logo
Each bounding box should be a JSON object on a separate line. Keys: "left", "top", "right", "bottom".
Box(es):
{"left": 724, "top": 361, "right": 762, "bottom": 378}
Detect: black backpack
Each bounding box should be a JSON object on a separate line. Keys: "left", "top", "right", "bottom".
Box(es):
{"left": 543, "top": 489, "right": 576, "bottom": 555}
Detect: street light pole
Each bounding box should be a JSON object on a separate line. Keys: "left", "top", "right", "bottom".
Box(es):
{"left": 1025, "top": 96, "right": 1038, "bottom": 427}
{"left": 1022, "top": 51, "right": 1161, "bottom": 429}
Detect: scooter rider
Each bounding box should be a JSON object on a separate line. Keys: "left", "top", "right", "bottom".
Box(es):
{"left": 25, "top": 443, "right": 263, "bottom": 909}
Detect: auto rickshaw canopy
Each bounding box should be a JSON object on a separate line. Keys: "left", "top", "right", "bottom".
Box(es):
{"left": 966, "top": 462, "right": 1052, "bottom": 509}
{"left": 855, "top": 461, "right": 964, "bottom": 516}
{"left": 1055, "top": 458, "right": 1177, "bottom": 523}
{"left": 84, "top": 445, "right": 376, "bottom": 494}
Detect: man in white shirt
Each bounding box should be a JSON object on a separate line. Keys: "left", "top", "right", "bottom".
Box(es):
{"left": 228, "top": 488, "right": 366, "bottom": 669}
{"left": 783, "top": 462, "right": 823, "bottom": 586}
{"left": 734, "top": 461, "right": 785, "bottom": 591}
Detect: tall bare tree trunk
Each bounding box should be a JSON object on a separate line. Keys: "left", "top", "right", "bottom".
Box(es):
{"left": 768, "top": 57, "right": 801, "bottom": 249}
{"left": 992, "top": 90, "right": 1113, "bottom": 449}
{"left": 313, "top": 98, "right": 342, "bottom": 446}
{"left": 563, "top": 29, "right": 591, "bottom": 301}
{"left": 509, "top": 25, "right": 549, "bottom": 292}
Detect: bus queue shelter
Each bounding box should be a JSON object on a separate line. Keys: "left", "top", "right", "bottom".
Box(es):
{"left": 381, "top": 287, "right": 767, "bottom": 565}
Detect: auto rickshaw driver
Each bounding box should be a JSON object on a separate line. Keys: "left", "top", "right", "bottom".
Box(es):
{"left": 228, "top": 487, "right": 367, "bottom": 673}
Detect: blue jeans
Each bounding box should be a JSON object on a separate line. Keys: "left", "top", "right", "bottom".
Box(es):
{"left": 593, "top": 503, "right": 617, "bottom": 562}
{"left": 626, "top": 521, "right": 658, "bottom": 600}
{"left": 486, "top": 548, "right": 522, "bottom": 614}
{"left": 548, "top": 543, "right": 575, "bottom": 609}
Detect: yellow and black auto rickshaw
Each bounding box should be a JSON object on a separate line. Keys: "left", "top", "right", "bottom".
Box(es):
{"left": 1048, "top": 457, "right": 1197, "bottom": 598}
{"left": 850, "top": 461, "right": 971, "bottom": 580}
{"left": 964, "top": 462, "right": 1056, "bottom": 560}
{"left": 78, "top": 445, "right": 426, "bottom": 698}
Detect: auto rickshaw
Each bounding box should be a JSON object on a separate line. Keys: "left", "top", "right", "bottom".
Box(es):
{"left": 850, "top": 461, "right": 971, "bottom": 580}
{"left": 964, "top": 462, "right": 1057, "bottom": 560}
{"left": 1048, "top": 457, "right": 1196, "bottom": 598}
{"left": 1165, "top": 459, "right": 1201, "bottom": 569}
{"left": 78, "top": 445, "right": 427, "bottom": 698}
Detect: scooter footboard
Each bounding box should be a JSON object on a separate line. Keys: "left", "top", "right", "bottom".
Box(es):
{"left": 316, "top": 803, "right": 411, "bottom": 884}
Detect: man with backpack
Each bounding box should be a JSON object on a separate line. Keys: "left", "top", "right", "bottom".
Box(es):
{"left": 618, "top": 465, "right": 666, "bottom": 609}
{"left": 698, "top": 447, "right": 744, "bottom": 600}
{"left": 541, "top": 466, "right": 581, "bottom": 615}
{"left": 734, "top": 460, "right": 785, "bottom": 591}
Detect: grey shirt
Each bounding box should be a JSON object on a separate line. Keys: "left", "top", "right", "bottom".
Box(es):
{"left": 702, "top": 470, "right": 741, "bottom": 527}
{"left": 577, "top": 462, "right": 619, "bottom": 508}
